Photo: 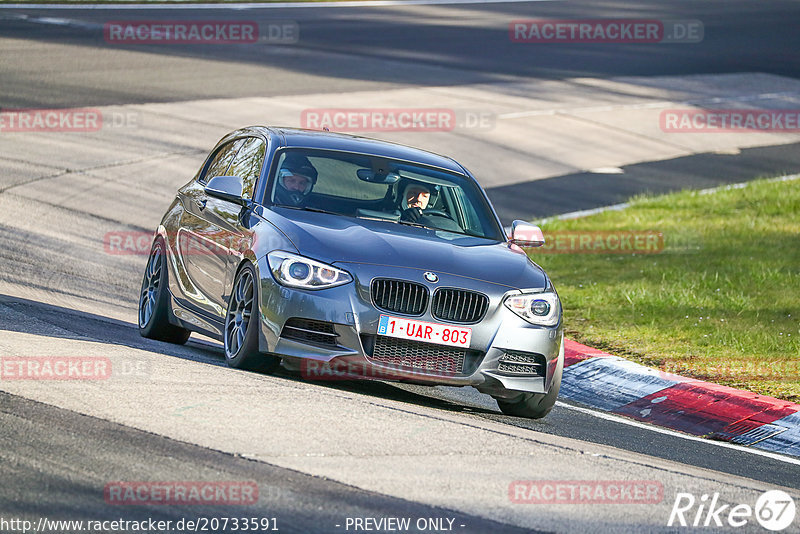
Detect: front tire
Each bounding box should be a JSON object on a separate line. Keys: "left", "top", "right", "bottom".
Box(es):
{"left": 138, "top": 237, "right": 191, "bottom": 344}
{"left": 224, "top": 263, "right": 280, "bottom": 373}
{"left": 495, "top": 355, "right": 563, "bottom": 419}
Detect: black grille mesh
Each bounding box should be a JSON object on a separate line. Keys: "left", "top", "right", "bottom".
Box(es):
{"left": 432, "top": 288, "right": 489, "bottom": 323}
{"left": 369, "top": 336, "right": 465, "bottom": 375}
{"left": 371, "top": 279, "right": 428, "bottom": 316}
{"left": 500, "top": 350, "right": 545, "bottom": 364}
{"left": 497, "top": 362, "right": 541, "bottom": 375}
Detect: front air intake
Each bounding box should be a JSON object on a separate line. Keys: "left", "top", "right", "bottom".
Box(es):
{"left": 280, "top": 318, "right": 339, "bottom": 347}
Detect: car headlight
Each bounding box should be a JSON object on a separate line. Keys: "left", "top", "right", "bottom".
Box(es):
{"left": 504, "top": 292, "right": 561, "bottom": 326}
{"left": 267, "top": 251, "right": 352, "bottom": 290}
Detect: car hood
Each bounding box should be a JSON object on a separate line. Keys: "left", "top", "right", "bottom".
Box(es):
{"left": 265, "top": 208, "right": 547, "bottom": 291}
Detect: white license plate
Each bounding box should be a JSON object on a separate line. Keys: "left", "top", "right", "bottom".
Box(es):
{"left": 377, "top": 315, "right": 472, "bottom": 348}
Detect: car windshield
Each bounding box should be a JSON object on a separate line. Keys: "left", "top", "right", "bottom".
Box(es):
{"left": 267, "top": 149, "right": 505, "bottom": 241}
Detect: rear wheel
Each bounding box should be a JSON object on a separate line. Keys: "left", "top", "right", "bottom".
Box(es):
{"left": 138, "top": 238, "right": 191, "bottom": 344}
{"left": 224, "top": 263, "right": 280, "bottom": 373}
{"left": 495, "top": 355, "right": 563, "bottom": 419}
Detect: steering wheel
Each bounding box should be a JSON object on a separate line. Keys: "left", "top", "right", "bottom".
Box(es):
{"left": 421, "top": 210, "right": 452, "bottom": 219}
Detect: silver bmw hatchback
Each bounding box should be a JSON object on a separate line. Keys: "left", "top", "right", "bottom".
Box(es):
{"left": 139, "top": 126, "right": 563, "bottom": 418}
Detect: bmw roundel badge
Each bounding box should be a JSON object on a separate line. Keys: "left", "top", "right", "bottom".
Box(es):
{"left": 424, "top": 272, "right": 439, "bottom": 283}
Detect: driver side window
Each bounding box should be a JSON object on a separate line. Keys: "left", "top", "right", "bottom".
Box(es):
{"left": 200, "top": 139, "right": 245, "bottom": 184}
{"left": 227, "top": 137, "right": 266, "bottom": 200}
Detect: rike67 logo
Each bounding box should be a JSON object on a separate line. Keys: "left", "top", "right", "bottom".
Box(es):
{"left": 668, "top": 490, "right": 796, "bottom": 531}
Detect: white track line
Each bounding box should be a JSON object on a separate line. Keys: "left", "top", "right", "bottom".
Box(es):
{"left": 556, "top": 401, "right": 800, "bottom": 467}
{"left": 0, "top": 0, "right": 556, "bottom": 10}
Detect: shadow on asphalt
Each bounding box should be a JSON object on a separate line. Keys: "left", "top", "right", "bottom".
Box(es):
{"left": 276, "top": 370, "right": 503, "bottom": 417}
{"left": 0, "top": 293, "right": 226, "bottom": 363}
{"left": 4, "top": 293, "right": 800, "bottom": 488}
{"left": 1, "top": 391, "right": 542, "bottom": 534}
{"left": 0, "top": 293, "right": 500, "bottom": 418}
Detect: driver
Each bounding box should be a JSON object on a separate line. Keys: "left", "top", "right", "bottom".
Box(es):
{"left": 274, "top": 154, "right": 318, "bottom": 207}
{"left": 399, "top": 181, "right": 434, "bottom": 222}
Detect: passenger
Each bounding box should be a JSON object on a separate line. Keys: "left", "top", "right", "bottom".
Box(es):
{"left": 399, "top": 182, "right": 432, "bottom": 222}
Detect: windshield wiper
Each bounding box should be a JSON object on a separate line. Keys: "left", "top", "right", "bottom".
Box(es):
{"left": 396, "top": 219, "right": 427, "bottom": 229}
{"left": 277, "top": 205, "right": 339, "bottom": 216}
{"left": 357, "top": 216, "right": 429, "bottom": 231}
{"left": 396, "top": 219, "right": 486, "bottom": 238}
{"left": 355, "top": 215, "right": 393, "bottom": 222}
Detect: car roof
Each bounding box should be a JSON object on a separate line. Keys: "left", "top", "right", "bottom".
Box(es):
{"left": 242, "top": 126, "right": 467, "bottom": 175}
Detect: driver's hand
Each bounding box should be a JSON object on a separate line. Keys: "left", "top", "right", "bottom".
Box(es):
{"left": 401, "top": 207, "right": 423, "bottom": 223}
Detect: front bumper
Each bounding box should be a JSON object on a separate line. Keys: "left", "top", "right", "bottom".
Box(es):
{"left": 256, "top": 257, "right": 563, "bottom": 395}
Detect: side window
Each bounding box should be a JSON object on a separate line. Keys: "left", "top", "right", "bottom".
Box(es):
{"left": 227, "top": 137, "right": 266, "bottom": 200}
{"left": 200, "top": 139, "right": 245, "bottom": 184}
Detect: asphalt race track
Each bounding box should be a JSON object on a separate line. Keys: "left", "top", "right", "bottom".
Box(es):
{"left": 1, "top": 1, "right": 800, "bottom": 532}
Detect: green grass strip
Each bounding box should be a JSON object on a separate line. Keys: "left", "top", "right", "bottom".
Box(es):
{"left": 529, "top": 176, "right": 800, "bottom": 402}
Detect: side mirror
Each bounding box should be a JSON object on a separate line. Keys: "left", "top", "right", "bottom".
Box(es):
{"left": 205, "top": 176, "right": 246, "bottom": 206}
{"left": 509, "top": 220, "right": 545, "bottom": 247}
